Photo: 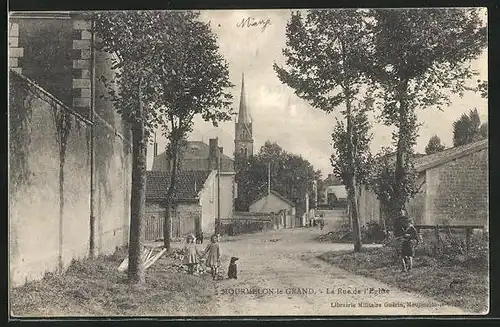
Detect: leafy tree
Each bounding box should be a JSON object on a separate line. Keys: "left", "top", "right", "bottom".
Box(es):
{"left": 366, "top": 8, "right": 487, "bottom": 217}
{"left": 425, "top": 135, "right": 446, "bottom": 154}
{"left": 235, "top": 141, "right": 317, "bottom": 217}
{"left": 368, "top": 148, "right": 420, "bottom": 231}
{"left": 331, "top": 103, "right": 373, "bottom": 191}
{"left": 274, "top": 9, "right": 372, "bottom": 252}
{"left": 452, "top": 108, "right": 483, "bottom": 146}
{"left": 94, "top": 11, "right": 232, "bottom": 282}
{"left": 478, "top": 80, "right": 488, "bottom": 99}
{"left": 479, "top": 121, "right": 488, "bottom": 139}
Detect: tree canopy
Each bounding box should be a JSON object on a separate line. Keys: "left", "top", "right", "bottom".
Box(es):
{"left": 365, "top": 8, "right": 486, "bottom": 213}
{"left": 425, "top": 135, "right": 446, "bottom": 155}
{"left": 235, "top": 141, "right": 318, "bottom": 216}
{"left": 453, "top": 108, "right": 486, "bottom": 147}
{"left": 330, "top": 103, "right": 373, "bottom": 187}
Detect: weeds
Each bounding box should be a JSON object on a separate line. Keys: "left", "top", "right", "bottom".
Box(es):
{"left": 11, "top": 247, "right": 216, "bottom": 317}
{"left": 318, "top": 234, "right": 489, "bottom": 314}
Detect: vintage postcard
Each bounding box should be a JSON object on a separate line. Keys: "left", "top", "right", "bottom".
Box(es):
{"left": 8, "top": 8, "right": 488, "bottom": 317}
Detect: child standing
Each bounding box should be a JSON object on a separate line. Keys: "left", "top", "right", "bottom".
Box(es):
{"left": 183, "top": 234, "right": 200, "bottom": 275}
{"left": 202, "top": 234, "right": 221, "bottom": 280}
{"left": 401, "top": 219, "right": 419, "bottom": 272}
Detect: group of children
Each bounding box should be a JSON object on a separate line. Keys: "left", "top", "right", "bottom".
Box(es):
{"left": 183, "top": 233, "right": 222, "bottom": 280}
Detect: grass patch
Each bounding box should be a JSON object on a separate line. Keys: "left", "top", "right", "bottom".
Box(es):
{"left": 318, "top": 243, "right": 489, "bottom": 314}
{"left": 11, "top": 247, "right": 216, "bottom": 317}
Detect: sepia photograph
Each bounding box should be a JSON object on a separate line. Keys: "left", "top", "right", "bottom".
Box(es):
{"left": 8, "top": 8, "right": 488, "bottom": 317}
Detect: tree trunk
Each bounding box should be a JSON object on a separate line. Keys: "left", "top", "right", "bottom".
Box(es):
{"left": 394, "top": 81, "right": 409, "bottom": 215}
{"left": 128, "top": 80, "right": 147, "bottom": 284}
{"left": 128, "top": 122, "right": 147, "bottom": 283}
{"left": 163, "top": 142, "right": 179, "bottom": 250}
{"left": 345, "top": 97, "right": 362, "bottom": 253}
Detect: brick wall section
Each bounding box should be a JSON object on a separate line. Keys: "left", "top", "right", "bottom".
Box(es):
{"left": 9, "top": 22, "right": 23, "bottom": 74}
{"left": 407, "top": 173, "right": 426, "bottom": 224}
{"left": 425, "top": 148, "right": 488, "bottom": 225}
{"left": 71, "top": 18, "right": 92, "bottom": 115}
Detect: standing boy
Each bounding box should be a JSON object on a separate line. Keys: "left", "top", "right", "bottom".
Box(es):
{"left": 401, "top": 218, "right": 419, "bottom": 272}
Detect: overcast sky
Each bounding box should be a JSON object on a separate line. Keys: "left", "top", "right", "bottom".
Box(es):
{"left": 148, "top": 9, "right": 488, "bottom": 177}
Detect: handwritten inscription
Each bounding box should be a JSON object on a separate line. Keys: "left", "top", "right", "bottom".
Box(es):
{"left": 236, "top": 17, "right": 272, "bottom": 32}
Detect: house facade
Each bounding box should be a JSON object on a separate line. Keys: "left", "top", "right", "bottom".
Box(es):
{"left": 249, "top": 190, "right": 296, "bottom": 228}
{"left": 325, "top": 185, "right": 348, "bottom": 208}
{"left": 145, "top": 170, "right": 236, "bottom": 240}
{"left": 358, "top": 139, "right": 488, "bottom": 228}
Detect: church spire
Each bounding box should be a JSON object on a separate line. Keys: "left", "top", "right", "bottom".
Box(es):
{"left": 238, "top": 72, "right": 251, "bottom": 124}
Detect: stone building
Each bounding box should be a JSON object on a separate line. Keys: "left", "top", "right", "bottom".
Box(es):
{"left": 145, "top": 170, "right": 236, "bottom": 240}
{"left": 9, "top": 12, "right": 132, "bottom": 287}
{"left": 249, "top": 190, "right": 296, "bottom": 228}
{"left": 357, "top": 139, "right": 488, "bottom": 228}
{"left": 152, "top": 138, "right": 235, "bottom": 172}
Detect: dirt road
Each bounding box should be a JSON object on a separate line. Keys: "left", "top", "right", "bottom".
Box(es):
{"left": 208, "top": 227, "right": 465, "bottom": 316}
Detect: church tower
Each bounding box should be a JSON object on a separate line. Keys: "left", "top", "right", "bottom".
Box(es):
{"left": 234, "top": 72, "right": 254, "bottom": 158}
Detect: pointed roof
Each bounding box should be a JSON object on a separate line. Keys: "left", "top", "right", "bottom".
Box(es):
{"left": 249, "top": 190, "right": 296, "bottom": 208}
{"left": 238, "top": 72, "right": 252, "bottom": 124}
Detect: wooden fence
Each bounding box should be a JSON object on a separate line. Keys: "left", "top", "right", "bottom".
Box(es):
{"left": 415, "top": 224, "right": 485, "bottom": 255}
{"left": 219, "top": 217, "right": 275, "bottom": 236}
{"left": 144, "top": 215, "right": 163, "bottom": 242}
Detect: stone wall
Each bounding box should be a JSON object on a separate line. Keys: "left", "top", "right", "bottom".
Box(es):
{"left": 356, "top": 186, "right": 381, "bottom": 227}
{"left": 9, "top": 72, "right": 131, "bottom": 287}
{"left": 407, "top": 173, "right": 426, "bottom": 224}
{"left": 425, "top": 148, "right": 488, "bottom": 226}
{"left": 9, "top": 72, "right": 91, "bottom": 286}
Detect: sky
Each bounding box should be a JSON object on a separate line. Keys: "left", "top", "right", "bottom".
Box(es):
{"left": 147, "top": 9, "right": 488, "bottom": 177}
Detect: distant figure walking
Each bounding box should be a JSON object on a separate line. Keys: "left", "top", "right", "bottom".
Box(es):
{"left": 183, "top": 234, "right": 200, "bottom": 275}
{"left": 202, "top": 234, "right": 222, "bottom": 280}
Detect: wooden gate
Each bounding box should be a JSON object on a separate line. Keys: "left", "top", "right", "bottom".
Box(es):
{"left": 144, "top": 215, "right": 163, "bottom": 241}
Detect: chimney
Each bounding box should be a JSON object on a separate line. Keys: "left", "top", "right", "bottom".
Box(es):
{"left": 208, "top": 138, "right": 218, "bottom": 170}
{"left": 218, "top": 146, "right": 224, "bottom": 172}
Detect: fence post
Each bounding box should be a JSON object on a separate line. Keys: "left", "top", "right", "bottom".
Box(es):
{"left": 433, "top": 224, "right": 439, "bottom": 257}
{"left": 466, "top": 227, "right": 472, "bottom": 254}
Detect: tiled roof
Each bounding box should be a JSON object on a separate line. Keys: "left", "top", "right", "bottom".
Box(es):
{"left": 146, "top": 170, "right": 212, "bottom": 202}
{"left": 414, "top": 138, "right": 488, "bottom": 172}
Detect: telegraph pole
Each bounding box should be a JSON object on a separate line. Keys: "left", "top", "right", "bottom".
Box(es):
{"left": 268, "top": 162, "right": 271, "bottom": 195}
{"left": 216, "top": 140, "right": 221, "bottom": 234}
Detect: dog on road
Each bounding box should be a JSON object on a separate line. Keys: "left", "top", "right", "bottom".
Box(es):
{"left": 228, "top": 257, "right": 239, "bottom": 279}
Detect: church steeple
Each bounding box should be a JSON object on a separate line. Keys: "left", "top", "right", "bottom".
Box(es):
{"left": 238, "top": 72, "right": 251, "bottom": 124}
{"left": 234, "top": 71, "right": 254, "bottom": 158}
